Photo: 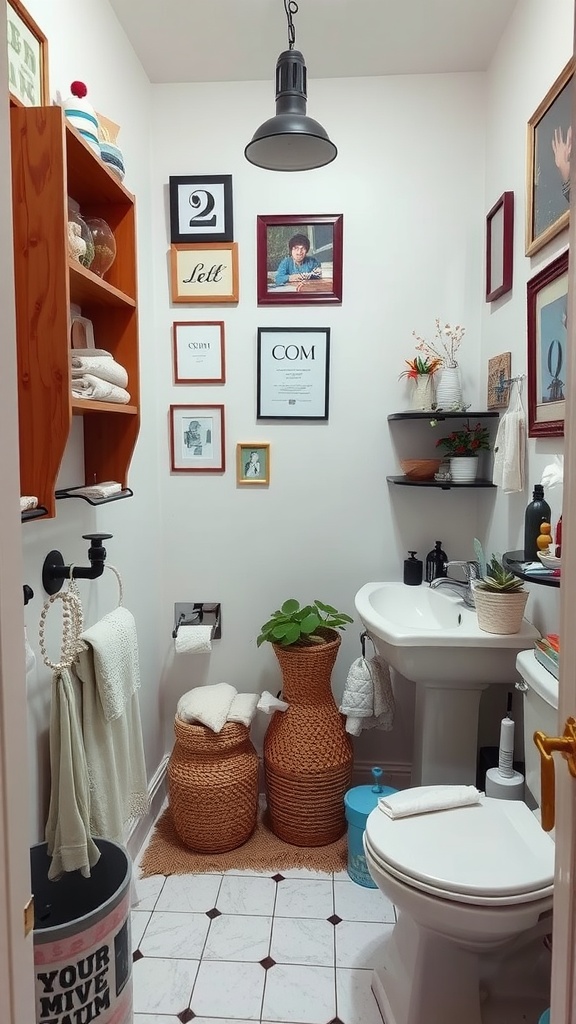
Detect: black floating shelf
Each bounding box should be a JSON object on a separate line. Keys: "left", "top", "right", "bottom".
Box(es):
{"left": 21, "top": 505, "right": 49, "bottom": 522}
{"left": 503, "top": 550, "right": 560, "bottom": 589}
{"left": 55, "top": 487, "right": 134, "bottom": 506}
{"left": 388, "top": 410, "right": 500, "bottom": 422}
{"left": 387, "top": 476, "right": 496, "bottom": 490}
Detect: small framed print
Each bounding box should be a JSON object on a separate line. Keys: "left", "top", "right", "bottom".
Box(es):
{"left": 257, "top": 327, "right": 330, "bottom": 420}
{"left": 169, "top": 175, "right": 233, "bottom": 243}
{"left": 236, "top": 443, "right": 270, "bottom": 486}
{"left": 170, "top": 242, "right": 239, "bottom": 303}
{"left": 527, "top": 249, "right": 568, "bottom": 438}
{"left": 486, "top": 192, "right": 514, "bottom": 302}
{"left": 7, "top": 0, "right": 49, "bottom": 107}
{"left": 173, "top": 321, "right": 225, "bottom": 384}
{"left": 169, "top": 404, "right": 225, "bottom": 472}
{"left": 257, "top": 214, "right": 343, "bottom": 305}
{"left": 487, "top": 352, "right": 512, "bottom": 409}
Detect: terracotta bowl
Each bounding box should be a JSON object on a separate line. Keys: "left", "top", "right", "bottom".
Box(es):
{"left": 400, "top": 458, "right": 442, "bottom": 481}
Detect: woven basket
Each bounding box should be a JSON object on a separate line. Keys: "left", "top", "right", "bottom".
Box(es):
{"left": 168, "top": 718, "right": 259, "bottom": 853}
{"left": 264, "top": 628, "right": 353, "bottom": 846}
{"left": 474, "top": 589, "right": 529, "bottom": 635}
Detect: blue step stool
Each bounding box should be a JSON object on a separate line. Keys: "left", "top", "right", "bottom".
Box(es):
{"left": 344, "top": 767, "right": 397, "bottom": 888}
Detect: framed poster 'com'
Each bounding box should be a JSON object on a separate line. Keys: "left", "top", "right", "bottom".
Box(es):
{"left": 169, "top": 175, "right": 233, "bottom": 244}
{"left": 257, "top": 327, "right": 330, "bottom": 420}
{"left": 7, "top": 0, "right": 49, "bottom": 107}
{"left": 527, "top": 249, "right": 568, "bottom": 438}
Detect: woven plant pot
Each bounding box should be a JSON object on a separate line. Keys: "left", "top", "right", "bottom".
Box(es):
{"left": 264, "top": 627, "right": 353, "bottom": 847}
{"left": 168, "top": 718, "right": 259, "bottom": 853}
{"left": 474, "top": 589, "right": 529, "bottom": 635}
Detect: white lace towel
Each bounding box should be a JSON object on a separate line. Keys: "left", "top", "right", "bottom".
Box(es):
{"left": 492, "top": 381, "right": 526, "bottom": 493}
{"left": 379, "top": 785, "right": 481, "bottom": 820}
{"left": 71, "top": 355, "right": 129, "bottom": 388}
{"left": 340, "top": 655, "right": 395, "bottom": 736}
{"left": 177, "top": 682, "right": 238, "bottom": 733}
{"left": 71, "top": 374, "right": 131, "bottom": 404}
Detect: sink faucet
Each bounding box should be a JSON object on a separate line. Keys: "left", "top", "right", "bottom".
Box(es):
{"left": 429, "top": 560, "right": 480, "bottom": 608}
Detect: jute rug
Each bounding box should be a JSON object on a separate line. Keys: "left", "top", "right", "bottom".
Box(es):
{"left": 139, "top": 806, "right": 348, "bottom": 878}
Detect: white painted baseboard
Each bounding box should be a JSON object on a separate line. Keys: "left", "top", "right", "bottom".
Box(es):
{"left": 351, "top": 759, "right": 412, "bottom": 791}
{"left": 125, "top": 754, "right": 169, "bottom": 860}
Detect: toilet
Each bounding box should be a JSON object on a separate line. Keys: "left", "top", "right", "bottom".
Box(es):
{"left": 363, "top": 649, "right": 557, "bottom": 1024}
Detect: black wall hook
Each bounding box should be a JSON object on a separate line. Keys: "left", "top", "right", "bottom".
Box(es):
{"left": 42, "top": 534, "right": 113, "bottom": 595}
{"left": 23, "top": 584, "right": 34, "bottom": 606}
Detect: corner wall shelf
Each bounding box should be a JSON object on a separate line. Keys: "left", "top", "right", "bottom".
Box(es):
{"left": 388, "top": 411, "right": 500, "bottom": 422}
{"left": 55, "top": 487, "right": 134, "bottom": 506}
{"left": 21, "top": 506, "right": 49, "bottom": 523}
{"left": 503, "top": 550, "right": 560, "bottom": 589}
{"left": 387, "top": 476, "right": 496, "bottom": 490}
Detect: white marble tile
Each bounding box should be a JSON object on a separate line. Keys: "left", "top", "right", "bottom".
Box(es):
{"left": 270, "top": 917, "right": 335, "bottom": 967}
{"left": 334, "top": 879, "right": 396, "bottom": 923}
{"left": 216, "top": 874, "right": 277, "bottom": 916}
{"left": 277, "top": 867, "right": 332, "bottom": 879}
{"left": 274, "top": 878, "right": 334, "bottom": 920}
{"left": 131, "top": 910, "right": 151, "bottom": 952}
{"left": 133, "top": 874, "right": 166, "bottom": 912}
{"left": 132, "top": 956, "right": 198, "bottom": 1015}
{"left": 192, "top": 960, "right": 265, "bottom": 1019}
{"left": 333, "top": 869, "right": 351, "bottom": 880}
{"left": 140, "top": 910, "right": 210, "bottom": 959}
{"left": 222, "top": 868, "right": 277, "bottom": 876}
{"left": 335, "top": 920, "right": 394, "bottom": 969}
{"left": 155, "top": 872, "right": 222, "bottom": 912}
{"left": 133, "top": 1017, "right": 178, "bottom": 1023}
{"left": 336, "top": 967, "right": 383, "bottom": 1024}
{"left": 262, "top": 963, "right": 336, "bottom": 1023}
{"left": 203, "top": 913, "right": 272, "bottom": 961}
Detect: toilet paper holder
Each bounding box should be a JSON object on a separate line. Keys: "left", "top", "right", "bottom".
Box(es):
{"left": 172, "top": 602, "right": 222, "bottom": 640}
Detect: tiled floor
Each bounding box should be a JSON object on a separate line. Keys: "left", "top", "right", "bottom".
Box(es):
{"left": 132, "top": 833, "right": 395, "bottom": 1024}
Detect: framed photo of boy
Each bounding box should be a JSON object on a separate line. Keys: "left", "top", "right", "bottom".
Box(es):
{"left": 485, "top": 192, "right": 513, "bottom": 302}
{"left": 527, "top": 249, "right": 568, "bottom": 438}
{"left": 7, "top": 0, "right": 49, "bottom": 107}
{"left": 170, "top": 242, "right": 239, "bottom": 303}
{"left": 173, "top": 321, "right": 225, "bottom": 384}
{"left": 257, "top": 214, "right": 343, "bottom": 305}
{"left": 169, "top": 175, "right": 233, "bottom": 243}
{"left": 169, "top": 404, "right": 225, "bottom": 472}
{"left": 526, "top": 59, "right": 573, "bottom": 256}
{"left": 236, "top": 443, "right": 270, "bottom": 485}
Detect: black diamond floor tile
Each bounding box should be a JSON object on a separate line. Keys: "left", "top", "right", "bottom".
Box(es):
{"left": 178, "top": 1010, "right": 195, "bottom": 1023}
{"left": 132, "top": 949, "right": 144, "bottom": 961}
{"left": 271, "top": 872, "right": 285, "bottom": 882}
{"left": 327, "top": 914, "right": 343, "bottom": 925}
{"left": 260, "top": 956, "right": 277, "bottom": 970}
{"left": 205, "top": 907, "right": 222, "bottom": 919}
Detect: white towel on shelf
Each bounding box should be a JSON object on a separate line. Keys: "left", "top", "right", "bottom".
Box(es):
{"left": 177, "top": 682, "right": 238, "bottom": 733}
{"left": 65, "top": 481, "right": 123, "bottom": 500}
{"left": 378, "top": 785, "right": 481, "bottom": 820}
{"left": 71, "top": 354, "right": 129, "bottom": 388}
{"left": 227, "top": 692, "right": 260, "bottom": 727}
{"left": 340, "top": 655, "right": 395, "bottom": 736}
{"left": 20, "top": 495, "right": 38, "bottom": 511}
{"left": 492, "top": 381, "right": 526, "bottom": 493}
{"left": 71, "top": 374, "right": 131, "bottom": 404}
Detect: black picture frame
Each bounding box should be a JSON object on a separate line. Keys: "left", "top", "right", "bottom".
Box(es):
{"left": 257, "top": 327, "right": 330, "bottom": 420}
{"left": 169, "top": 174, "right": 233, "bottom": 243}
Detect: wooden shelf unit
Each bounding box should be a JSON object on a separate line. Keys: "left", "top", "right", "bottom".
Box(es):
{"left": 10, "top": 105, "right": 140, "bottom": 519}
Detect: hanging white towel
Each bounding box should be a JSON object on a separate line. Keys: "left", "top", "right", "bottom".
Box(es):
{"left": 492, "top": 380, "right": 526, "bottom": 493}
{"left": 340, "top": 655, "right": 395, "bottom": 736}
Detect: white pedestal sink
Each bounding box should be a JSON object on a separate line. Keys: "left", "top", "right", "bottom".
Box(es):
{"left": 354, "top": 582, "right": 540, "bottom": 786}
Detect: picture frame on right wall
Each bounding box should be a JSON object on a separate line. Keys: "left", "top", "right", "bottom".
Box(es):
{"left": 527, "top": 248, "right": 568, "bottom": 438}
{"left": 526, "top": 58, "right": 574, "bottom": 256}
{"left": 486, "top": 192, "right": 514, "bottom": 301}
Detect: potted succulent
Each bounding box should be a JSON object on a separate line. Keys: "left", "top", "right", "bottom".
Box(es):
{"left": 398, "top": 355, "right": 442, "bottom": 411}
{"left": 258, "top": 599, "right": 354, "bottom": 846}
{"left": 435, "top": 420, "right": 491, "bottom": 483}
{"left": 473, "top": 547, "right": 528, "bottom": 634}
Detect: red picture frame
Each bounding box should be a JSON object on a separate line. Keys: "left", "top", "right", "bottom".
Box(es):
{"left": 486, "top": 191, "right": 514, "bottom": 302}
{"left": 256, "top": 214, "right": 343, "bottom": 306}
{"left": 527, "top": 249, "right": 568, "bottom": 438}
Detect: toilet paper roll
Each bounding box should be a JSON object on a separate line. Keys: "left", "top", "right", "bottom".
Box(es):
{"left": 174, "top": 624, "right": 212, "bottom": 654}
{"left": 485, "top": 767, "right": 524, "bottom": 801}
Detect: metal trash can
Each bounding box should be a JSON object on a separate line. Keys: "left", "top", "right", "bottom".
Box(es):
{"left": 31, "top": 838, "right": 132, "bottom": 1024}
{"left": 344, "top": 767, "right": 397, "bottom": 888}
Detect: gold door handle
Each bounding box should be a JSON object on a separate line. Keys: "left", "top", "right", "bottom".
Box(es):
{"left": 533, "top": 717, "right": 576, "bottom": 831}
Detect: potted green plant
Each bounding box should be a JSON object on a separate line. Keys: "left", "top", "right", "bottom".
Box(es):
{"left": 435, "top": 420, "right": 491, "bottom": 483}
{"left": 473, "top": 545, "right": 528, "bottom": 634}
{"left": 258, "top": 599, "right": 354, "bottom": 847}
{"left": 398, "top": 355, "right": 442, "bottom": 411}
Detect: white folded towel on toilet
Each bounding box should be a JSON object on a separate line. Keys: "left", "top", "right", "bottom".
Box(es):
{"left": 378, "top": 785, "right": 481, "bottom": 819}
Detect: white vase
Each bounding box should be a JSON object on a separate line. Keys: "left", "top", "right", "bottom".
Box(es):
{"left": 435, "top": 364, "right": 463, "bottom": 409}
{"left": 449, "top": 456, "right": 478, "bottom": 483}
{"left": 410, "top": 374, "right": 435, "bottom": 411}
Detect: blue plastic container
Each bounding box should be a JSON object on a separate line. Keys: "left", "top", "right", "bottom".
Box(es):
{"left": 538, "top": 1011, "right": 550, "bottom": 1024}
{"left": 344, "top": 767, "right": 397, "bottom": 887}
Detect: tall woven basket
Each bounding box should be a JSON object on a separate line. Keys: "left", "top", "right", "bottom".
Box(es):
{"left": 474, "top": 589, "right": 529, "bottom": 635}
{"left": 264, "top": 628, "right": 353, "bottom": 847}
{"left": 168, "top": 718, "right": 259, "bottom": 853}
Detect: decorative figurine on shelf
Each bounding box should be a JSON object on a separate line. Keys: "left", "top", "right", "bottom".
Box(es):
{"left": 62, "top": 81, "right": 101, "bottom": 156}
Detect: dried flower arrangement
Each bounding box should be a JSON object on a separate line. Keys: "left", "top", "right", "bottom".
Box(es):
{"left": 412, "top": 318, "right": 465, "bottom": 369}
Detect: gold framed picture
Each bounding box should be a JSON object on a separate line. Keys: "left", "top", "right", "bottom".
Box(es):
{"left": 170, "top": 242, "right": 239, "bottom": 304}
{"left": 236, "top": 443, "right": 270, "bottom": 485}
{"left": 526, "top": 59, "right": 573, "bottom": 256}
{"left": 7, "top": 0, "right": 49, "bottom": 107}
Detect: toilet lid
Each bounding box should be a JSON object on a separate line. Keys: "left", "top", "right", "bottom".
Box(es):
{"left": 364, "top": 796, "right": 554, "bottom": 903}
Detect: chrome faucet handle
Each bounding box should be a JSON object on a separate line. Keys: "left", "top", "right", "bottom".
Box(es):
{"left": 445, "top": 560, "right": 480, "bottom": 581}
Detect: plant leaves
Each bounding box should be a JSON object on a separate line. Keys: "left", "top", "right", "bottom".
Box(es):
{"left": 300, "top": 613, "right": 322, "bottom": 634}
{"left": 281, "top": 599, "right": 300, "bottom": 614}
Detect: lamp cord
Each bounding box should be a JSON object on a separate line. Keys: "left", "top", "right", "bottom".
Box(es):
{"left": 284, "top": 0, "right": 298, "bottom": 49}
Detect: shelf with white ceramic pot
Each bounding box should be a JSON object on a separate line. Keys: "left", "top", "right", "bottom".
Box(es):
{"left": 387, "top": 411, "right": 499, "bottom": 489}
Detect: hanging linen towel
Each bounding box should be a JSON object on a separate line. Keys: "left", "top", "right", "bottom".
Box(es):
{"left": 74, "top": 606, "right": 149, "bottom": 843}
{"left": 339, "top": 655, "right": 395, "bottom": 736}
{"left": 492, "top": 380, "right": 526, "bottom": 493}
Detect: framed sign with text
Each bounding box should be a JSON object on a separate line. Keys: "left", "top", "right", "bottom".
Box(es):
{"left": 257, "top": 327, "right": 330, "bottom": 420}
{"left": 170, "top": 242, "right": 239, "bottom": 304}
{"left": 169, "top": 175, "right": 233, "bottom": 243}
{"left": 7, "top": 0, "right": 49, "bottom": 107}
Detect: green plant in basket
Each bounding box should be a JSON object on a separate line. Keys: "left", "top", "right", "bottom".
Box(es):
{"left": 257, "top": 599, "right": 354, "bottom": 648}
{"left": 473, "top": 540, "right": 525, "bottom": 594}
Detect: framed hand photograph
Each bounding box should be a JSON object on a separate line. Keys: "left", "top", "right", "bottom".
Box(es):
{"left": 257, "top": 214, "right": 343, "bottom": 305}
{"left": 526, "top": 59, "right": 573, "bottom": 256}
{"left": 169, "top": 404, "right": 225, "bottom": 472}
{"left": 527, "top": 249, "right": 568, "bottom": 437}
{"left": 173, "top": 321, "right": 225, "bottom": 384}
{"left": 236, "top": 443, "right": 270, "bottom": 486}
{"left": 7, "top": 0, "right": 49, "bottom": 107}
{"left": 169, "top": 175, "right": 233, "bottom": 243}
{"left": 170, "top": 242, "right": 239, "bottom": 303}
{"left": 486, "top": 192, "right": 513, "bottom": 302}
{"left": 257, "top": 327, "right": 330, "bottom": 420}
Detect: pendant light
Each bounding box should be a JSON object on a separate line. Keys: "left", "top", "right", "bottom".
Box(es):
{"left": 244, "top": 0, "right": 337, "bottom": 172}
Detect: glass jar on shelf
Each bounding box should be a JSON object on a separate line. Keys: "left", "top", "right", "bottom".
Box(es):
{"left": 84, "top": 217, "right": 117, "bottom": 278}
{"left": 67, "top": 197, "right": 95, "bottom": 269}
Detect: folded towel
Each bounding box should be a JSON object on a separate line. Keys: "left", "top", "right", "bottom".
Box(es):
{"left": 257, "top": 690, "right": 289, "bottom": 714}
{"left": 177, "top": 682, "right": 238, "bottom": 733}
{"left": 66, "top": 481, "right": 123, "bottom": 500}
{"left": 71, "top": 354, "right": 129, "bottom": 388}
{"left": 378, "top": 785, "right": 481, "bottom": 820}
{"left": 20, "top": 495, "right": 38, "bottom": 511}
{"left": 71, "top": 374, "right": 131, "bottom": 403}
{"left": 227, "top": 692, "right": 260, "bottom": 727}
{"left": 340, "top": 655, "right": 395, "bottom": 736}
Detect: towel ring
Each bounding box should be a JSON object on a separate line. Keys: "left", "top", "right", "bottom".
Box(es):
{"left": 106, "top": 564, "right": 124, "bottom": 607}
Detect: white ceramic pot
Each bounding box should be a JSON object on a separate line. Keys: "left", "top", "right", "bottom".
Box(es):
{"left": 449, "top": 456, "right": 478, "bottom": 483}
{"left": 435, "top": 364, "right": 463, "bottom": 408}
{"left": 410, "top": 375, "right": 435, "bottom": 411}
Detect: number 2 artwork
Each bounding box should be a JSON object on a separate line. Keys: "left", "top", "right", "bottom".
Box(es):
{"left": 169, "top": 175, "right": 234, "bottom": 244}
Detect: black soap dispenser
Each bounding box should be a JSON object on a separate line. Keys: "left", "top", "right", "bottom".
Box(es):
{"left": 426, "top": 541, "right": 448, "bottom": 582}
{"left": 524, "top": 484, "right": 551, "bottom": 561}
{"left": 403, "top": 551, "right": 423, "bottom": 586}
